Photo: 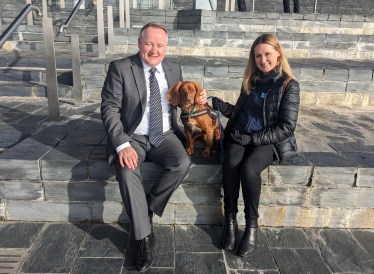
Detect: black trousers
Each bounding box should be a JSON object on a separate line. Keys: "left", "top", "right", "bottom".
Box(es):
{"left": 237, "top": 0, "right": 246, "bottom": 11}
{"left": 283, "top": 0, "right": 300, "bottom": 13}
{"left": 223, "top": 141, "right": 274, "bottom": 221}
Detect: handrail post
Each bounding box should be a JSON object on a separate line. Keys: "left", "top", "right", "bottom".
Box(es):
{"left": 42, "top": 0, "right": 48, "bottom": 17}
{"left": 313, "top": 0, "right": 318, "bottom": 13}
{"left": 26, "top": 0, "right": 33, "bottom": 25}
{"left": 97, "top": 0, "right": 105, "bottom": 57}
{"left": 230, "top": 0, "right": 235, "bottom": 11}
{"left": 43, "top": 17, "right": 60, "bottom": 122}
{"left": 252, "top": 0, "right": 255, "bottom": 12}
{"left": 225, "top": 0, "right": 229, "bottom": 11}
{"left": 107, "top": 6, "right": 114, "bottom": 54}
{"left": 159, "top": 0, "right": 164, "bottom": 9}
{"left": 61, "top": 0, "right": 65, "bottom": 9}
{"left": 125, "top": 0, "right": 130, "bottom": 28}
{"left": 0, "top": 16, "right": 2, "bottom": 36}
{"left": 119, "top": 0, "right": 124, "bottom": 28}
{"left": 133, "top": 0, "right": 137, "bottom": 9}
{"left": 71, "top": 34, "right": 83, "bottom": 105}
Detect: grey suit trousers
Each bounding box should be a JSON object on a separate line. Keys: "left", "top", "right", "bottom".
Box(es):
{"left": 114, "top": 130, "right": 190, "bottom": 240}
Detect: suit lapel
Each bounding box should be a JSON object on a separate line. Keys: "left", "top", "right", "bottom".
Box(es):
{"left": 162, "top": 60, "right": 178, "bottom": 89}
{"left": 131, "top": 53, "right": 147, "bottom": 115}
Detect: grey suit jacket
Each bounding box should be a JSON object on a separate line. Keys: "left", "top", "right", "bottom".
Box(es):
{"left": 101, "top": 53, "right": 187, "bottom": 165}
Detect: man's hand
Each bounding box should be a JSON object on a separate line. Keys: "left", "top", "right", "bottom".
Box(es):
{"left": 118, "top": 147, "right": 138, "bottom": 170}
{"left": 198, "top": 89, "right": 207, "bottom": 105}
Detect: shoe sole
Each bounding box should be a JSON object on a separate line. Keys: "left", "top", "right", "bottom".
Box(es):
{"left": 238, "top": 250, "right": 255, "bottom": 257}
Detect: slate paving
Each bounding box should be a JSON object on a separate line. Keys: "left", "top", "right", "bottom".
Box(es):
{"left": 0, "top": 222, "right": 373, "bottom": 273}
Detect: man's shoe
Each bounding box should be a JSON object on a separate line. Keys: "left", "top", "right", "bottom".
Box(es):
{"left": 238, "top": 220, "right": 258, "bottom": 257}
{"left": 136, "top": 233, "right": 156, "bottom": 272}
{"left": 221, "top": 212, "right": 238, "bottom": 250}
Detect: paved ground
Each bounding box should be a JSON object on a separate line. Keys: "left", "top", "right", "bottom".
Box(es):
{"left": 0, "top": 221, "right": 374, "bottom": 274}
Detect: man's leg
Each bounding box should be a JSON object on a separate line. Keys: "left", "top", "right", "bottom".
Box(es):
{"left": 114, "top": 135, "right": 150, "bottom": 241}
{"left": 283, "top": 0, "right": 291, "bottom": 12}
{"left": 146, "top": 131, "right": 191, "bottom": 217}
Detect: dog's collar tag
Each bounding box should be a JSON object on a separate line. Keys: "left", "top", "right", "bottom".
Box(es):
{"left": 261, "top": 92, "right": 266, "bottom": 99}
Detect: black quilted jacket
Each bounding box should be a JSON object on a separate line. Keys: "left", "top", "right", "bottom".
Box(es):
{"left": 223, "top": 75, "right": 300, "bottom": 161}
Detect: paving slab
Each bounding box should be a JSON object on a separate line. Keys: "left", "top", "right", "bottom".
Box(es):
{"left": 21, "top": 223, "right": 90, "bottom": 273}
{"left": 0, "top": 249, "right": 28, "bottom": 274}
{"left": 71, "top": 258, "right": 124, "bottom": 274}
{"left": 350, "top": 229, "right": 374, "bottom": 260}
{"left": 223, "top": 228, "right": 277, "bottom": 270}
{"left": 176, "top": 252, "right": 227, "bottom": 274}
{"left": 271, "top": 248, "right": 332, "bottom": 274}
{"left": 79, "top": 224, "right": 130, "bottom": 258}
{"left": 0, "top": 222, "right": 45, "bottom": 248}
{"left": 261, "top": 228, "right": 313, "bottom": 249}
{"left": 0, "top": 180, "right": 42, "bottom": 200}
{"left": 175, "top": 225, "right": 221, "bottom": 252}
{"left": 305, "top": 228, "right": 374, "bottom": 273}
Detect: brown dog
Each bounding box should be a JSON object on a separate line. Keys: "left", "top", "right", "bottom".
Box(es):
{"left": 167, "top": 81, "right": 223, "bottom": 157}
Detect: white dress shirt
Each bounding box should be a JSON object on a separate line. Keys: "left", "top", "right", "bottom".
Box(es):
{"left": 116, "top": 60, "right": 173, "bottom": 152}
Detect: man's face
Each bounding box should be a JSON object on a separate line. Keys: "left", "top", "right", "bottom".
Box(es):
{"left": 138, "top": 27, "right": 167, "bottom": 67}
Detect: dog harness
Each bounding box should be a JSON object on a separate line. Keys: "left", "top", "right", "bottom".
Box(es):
{"left": 180, "top": 103, "right": 218, "bottom": 126}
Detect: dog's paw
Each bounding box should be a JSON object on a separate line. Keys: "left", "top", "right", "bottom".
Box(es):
{"left": 186, "top": 148, "right": 194, "bottom": 154}
{"left": 211, "top": 149, "right": 219, "bottom": 155}
{"left": 201, "top": 150, "right": 210, "bottom": 157}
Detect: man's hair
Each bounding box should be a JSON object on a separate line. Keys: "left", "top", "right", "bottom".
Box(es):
{"left": 139, "top": 22, "right": 168, "bottom": 41}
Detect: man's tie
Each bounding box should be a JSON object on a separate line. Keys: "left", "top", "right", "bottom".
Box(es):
{"left": 148, "top": 67, "right": 163, "bottom": 147}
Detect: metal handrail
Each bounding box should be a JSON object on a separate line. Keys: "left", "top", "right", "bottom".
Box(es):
{"left": 58, "top": 0, "right": 84, "bottom": 33}
{"left": 0, "top": 4, "right": 41, "bottom": 48}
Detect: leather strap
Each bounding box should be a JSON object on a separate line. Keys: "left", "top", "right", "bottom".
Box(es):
{"left": 282, "top": 77, "right": 292, "bottom": 95}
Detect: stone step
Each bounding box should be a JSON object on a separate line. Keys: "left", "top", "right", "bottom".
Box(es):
{"left": 1, "top": 51, "right": 374, "bottom": 104}
{"left": 0, "top": 101, "right": 373, "bottom": 228}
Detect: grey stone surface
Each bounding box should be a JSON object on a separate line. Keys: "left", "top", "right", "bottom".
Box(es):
{"left": 72, "top": 258, "right": 124, "bottom": 274}
{"left": 79, "top": 224, "right": 130, "bottom": 257}
{"left": 0, "top": 222, "right": 44, "bottom": 248}
{"left": 224, "top": 228, "right": 277, "bottom": 270}
{"left": 175, "top": 253, "right": 226, "bottom": 274}
{"left": 312, "top": 167, "right": 356, "bottom": 187}
{"left": 0, "top": 180, "right": 42, "bottom": 200}
{"left": 176, "top": 204, "right": 223, "bottom": 224}
{"left": 357, "top": 168, "right": 374, "bottom": 187}
{"left": 5, "top": 200, "right": 92, "bottom": 222}
{"left": 44, "top": 181, "right": 121, "bottom": 202}
{"left": 21, "top": 223, "right": 90, "bottom": 273}
{"left": 261, "top": 228, "right": 313, "bottom": 248}
{"left": 271, "top": 248, "right": 331, "bottom": 274}
{"left": 269, "top": 166, "right": 312, "bottom": 186}
{"left": 310, "top": 188, "right": 374, "bottom": 208}
{"left": 324, "top": 69, "right": 348, "bottom": 81}
{"left": 349, "top": 69, "right": 373, "bottom": 81}
{"left": 350, "top": 229, "right": 374, "bottom": 260}
{"left": 305, "top": 229, "right": 374, "bottom": 273}
{"left": 151, "top": 225, "right": 175, "bottom": 267}
{"left": 170, "top": 184, "right": 222, "bottom": 206}
{"left": 175, "top": 225, "right": 221, "bottom": 252}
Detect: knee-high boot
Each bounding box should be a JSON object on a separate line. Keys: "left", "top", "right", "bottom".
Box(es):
{"left": 221, "top": 212, "right": 238, "bottom": 250}
{"left": 238, "top": 219, "right": 257, "bottom": 257}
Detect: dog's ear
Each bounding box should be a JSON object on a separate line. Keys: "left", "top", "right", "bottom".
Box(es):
{"left": 167, "top": 82, "right": 182, "bottom": 106}
{"left": 193, "top": 82, "right": 204, "bottom": 105}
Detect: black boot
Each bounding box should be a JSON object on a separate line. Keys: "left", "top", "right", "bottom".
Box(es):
{"left": 238, "top": 220, "right": 258, "bottom": 257}
{"left": 136, "top": 233, "right": 156, "bottom": 272}
{"left": 221, "top": 212, "right": 238, "bottom": 250}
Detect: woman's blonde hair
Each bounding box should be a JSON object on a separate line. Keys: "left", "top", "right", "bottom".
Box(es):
{"left": 242, "top": 33, "right": 298, "bottom": 94}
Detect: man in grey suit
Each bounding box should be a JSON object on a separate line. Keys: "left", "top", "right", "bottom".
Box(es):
{"left": 101, "top": 23, "right": 206, "bottom": 272}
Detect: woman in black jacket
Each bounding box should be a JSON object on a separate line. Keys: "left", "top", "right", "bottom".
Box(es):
{"left": 212, "top": 33, "right": 300, "bottom": 257}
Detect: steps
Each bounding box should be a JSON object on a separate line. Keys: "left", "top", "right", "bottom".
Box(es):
{"left": 0, "top": 100, "right": 374, "bottom": 228}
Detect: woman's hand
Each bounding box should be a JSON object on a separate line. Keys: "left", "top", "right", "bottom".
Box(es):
{"left": 230, "top": 130, "right": 253, "bottom": 146}
{"left": 212, "top": 97, "right": 229, "bottom": 113}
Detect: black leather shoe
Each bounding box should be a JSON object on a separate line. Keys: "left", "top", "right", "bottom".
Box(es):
{"left": 221, "top": 212, "right": 238, "bottom": 250}
{"left": 238, "top": 220, "right": 258, "bottom": 257}
{"left": 136, "top": 233, "right": 156, "bottom": 272}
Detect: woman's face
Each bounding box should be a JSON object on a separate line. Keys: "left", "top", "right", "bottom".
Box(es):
{"left": 254, "top": 43, "right": 281, "bottom": 75}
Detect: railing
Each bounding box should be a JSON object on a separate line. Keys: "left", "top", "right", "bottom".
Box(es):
{"left": 58, "top": 0, "right": 84, "bottom": 33}
{"left": 0, "top": 4, "right": 41, "bottom": 47}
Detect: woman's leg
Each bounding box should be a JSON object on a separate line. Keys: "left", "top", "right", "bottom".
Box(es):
{"left": 240, "top": 144, "right": 274, "bottom": 221}
{"left": 222, "top": 141, "right": 246, "bottom": 213}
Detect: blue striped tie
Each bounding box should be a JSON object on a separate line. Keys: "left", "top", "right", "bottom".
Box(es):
{"left": 148, "top": 67, "right": 163, "bottom": 147}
